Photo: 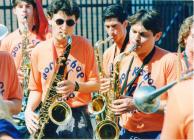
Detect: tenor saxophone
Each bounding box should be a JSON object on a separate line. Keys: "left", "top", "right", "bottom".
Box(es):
{"left": 33, "top": 35, "right": 72, "bottom": 139}
{"left": 88, "top": 36, "right": 112, "bottom": 116}
{"left": 95, "top": 57, "right": 120, "bottom": 140}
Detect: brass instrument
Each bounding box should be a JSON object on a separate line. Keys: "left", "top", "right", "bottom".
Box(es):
{"left": 0, "top": 24, "right": 8, "bottom": 41}
{"left": 95, "top": 56, "right": 121, "bottom": 140}
{"left": 133, "top": 70, "right": 194, "bottom": 114}
{"left": 21, "top": 16, "right": 31, "bottom": 112}
{"left": 33, "top": 35, "right": 72, "bottom": 139}
{"left": 88, "top": 36, "right": 112, "bottom": 116}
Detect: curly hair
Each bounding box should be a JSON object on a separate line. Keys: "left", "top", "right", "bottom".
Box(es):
{"left": 178, "top": 16, "right": 194, "bottom": 48}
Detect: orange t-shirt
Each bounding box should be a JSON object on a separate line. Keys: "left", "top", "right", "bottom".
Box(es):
{"left": 103, "top": 43, "right": 130, "bottom": 76}
{"left": 161, "top": 78, "right": 193, "bottom": 139}
{"left": 0, "top": 51, "right": 23, "bottom": 100}
{"left": 117, "top": 46, "right": 178, "bottom": 132}
{"left": 29, "top": 35, "right": 99, "bottom": 107}
{"left": 0, "top": 29, "right": 50, "bottom": 70}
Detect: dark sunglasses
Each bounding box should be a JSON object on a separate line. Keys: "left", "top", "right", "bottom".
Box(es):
{"left": 55, "top": 19, "right": 75, "bottom": 26}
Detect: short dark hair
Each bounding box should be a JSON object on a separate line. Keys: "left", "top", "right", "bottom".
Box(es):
{"left": 128, "top": 9, "right": 163, "bottom": 35}
{"left": 47, "top": 0, "right": 80, "bottom": 20}
{"left": 103, "top": 4, "right": 128, "bottom": 23}
{"left": 12, "top": 0, "right": 36, "bottom": 8}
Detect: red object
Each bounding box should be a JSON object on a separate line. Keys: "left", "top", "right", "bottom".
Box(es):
{"left": 34, "top": 0, "right": 48, "bottom": 40}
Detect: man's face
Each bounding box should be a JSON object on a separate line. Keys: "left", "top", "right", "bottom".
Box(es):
{"left": 104, "top": 18, "right": 127, "bottom": 42}
{"left": 51, "top": 11, "right": 76, "bottom": 41}
{"left": 129, "top": 22, "right": 161, "bottom": 55}
{"left": 13, "top": 1, "right": 34, "bottom": 25}
{"left": 185, "top": 24, "right": 194, "bottom": 58}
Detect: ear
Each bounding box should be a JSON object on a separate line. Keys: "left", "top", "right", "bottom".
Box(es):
{"left": 123, "top": 20, "right": 129, "bottom": 28}
{"left": 154, "top": 32, "right": 162, "bottom": 42}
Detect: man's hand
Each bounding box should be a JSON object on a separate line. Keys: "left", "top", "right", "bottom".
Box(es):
{"left": 25, "top": 109, "right": 39, "bottom": 134}
{"left": 99, "top": 77, "right": 111, "bottom": 94}
{"left": 56, "top": 80, "right": 75, "bottom": 99}
{"left": 109, "top": 95, "right": 137, "bottom": 115}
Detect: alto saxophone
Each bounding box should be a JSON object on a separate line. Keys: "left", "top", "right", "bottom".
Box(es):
{"left": 33, "top": 35, "right": 72, "bottom": 139}
{"left": 13, "top": 16, "right": 31, "bottom": 126}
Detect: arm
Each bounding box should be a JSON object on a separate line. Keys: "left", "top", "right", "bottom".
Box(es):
{"left": 25, "top": 91, "right": 41, "bottom": 134}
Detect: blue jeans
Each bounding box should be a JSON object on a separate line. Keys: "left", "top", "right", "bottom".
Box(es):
{"left": 42, "top": 106, "right": 93, "bottom": 139}
{"left": 119, "top": 128, "right": 161, "bottom": 139}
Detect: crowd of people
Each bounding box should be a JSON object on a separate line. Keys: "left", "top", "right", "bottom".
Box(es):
{"left": 0, "top": 0, "right": 193, "bottom": 139}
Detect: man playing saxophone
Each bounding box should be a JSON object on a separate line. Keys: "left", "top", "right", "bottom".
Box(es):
{"left": 100, "top": 4, "right": 130, "bottom": 94}
{"left": 0, "top": 0, "right": 49, "bottom": 138}
{"left": 25, "top": 0, "right": 99, "bottom": 138}
{"left": 109, "top": 9, "right": 178, "bottom": 139}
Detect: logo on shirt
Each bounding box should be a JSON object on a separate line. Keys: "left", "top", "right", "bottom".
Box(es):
{"left": 120, "top": 66, "right": 155, "bottom": 93}
{"left": 11, "top": 39, "right": 40, "bottom": 57}
{"left": 42, "top": 58, "right": 85, "bottom": 80}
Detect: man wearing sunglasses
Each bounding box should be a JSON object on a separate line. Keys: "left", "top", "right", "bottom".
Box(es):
{"left": 25, "top": 0, "right": 99, "bottom": 139}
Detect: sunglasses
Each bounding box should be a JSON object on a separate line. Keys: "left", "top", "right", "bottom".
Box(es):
{"left": 55, "top": 19, "right": 75, "bottom": 26}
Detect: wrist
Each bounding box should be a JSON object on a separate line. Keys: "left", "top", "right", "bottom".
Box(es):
{"left": 74, "top": 81, "right": 80, "bottom": 91}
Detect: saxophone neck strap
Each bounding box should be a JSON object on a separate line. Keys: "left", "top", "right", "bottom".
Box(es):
{"left": 125, "top": 47, "right": 156, "bottom": 96}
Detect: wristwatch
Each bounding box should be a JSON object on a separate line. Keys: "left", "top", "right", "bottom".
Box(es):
{"left": 74, "top": 81, "right": 80, "bottom": 91}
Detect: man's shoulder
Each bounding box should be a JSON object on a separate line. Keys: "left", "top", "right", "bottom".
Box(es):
{"left": 104, "top": 44, "right": 116, "bottom": 55}
{"left": 155, "top": 47, "right": 177, "bottom": 60}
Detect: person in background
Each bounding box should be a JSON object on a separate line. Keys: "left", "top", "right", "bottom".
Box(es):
{"left": 161, "top": 77, "right": 193, "bottom": 139}
{"left": 0, "top": 24, "right": 22, "bottom": 139}
{"left": 25, "top": 0, "right": 99, "bottom": 138}
{"left": 0, "top": 0, "right": 49, "bottom": 138}
{"left": 100, "top": 4, "right": 129, "bottom": 94}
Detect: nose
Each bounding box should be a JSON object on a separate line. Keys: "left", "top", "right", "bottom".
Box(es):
{"left": 134, "top": 33, "right": 141, "bottom": 44}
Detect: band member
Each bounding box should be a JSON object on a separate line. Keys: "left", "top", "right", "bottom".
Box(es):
{"left": 0, "top": 25, "right": 22, "bottom": 139}
{"left": 24, "top": 0, "right": 99, "bottom": 138}
{"left": 178, "top": 15, "right": 194, "bottom": 72}
{"left": 0, "top": 0, "right": 49, "bottom": 138}
{"left": 0, "top": 0, "right": 49, "bottom": 79}
{"left": 100, "top": 4, "right": 129, "bottom": 93}
{"left": 110, "top": 9, "right": 178, "bottom": 139}
{"left": 161, "top": 77, "right": 193, "bottom": 139}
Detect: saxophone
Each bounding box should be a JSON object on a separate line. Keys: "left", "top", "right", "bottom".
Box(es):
{"left": 95, "top": 57, "right": 120, "bottom": 140}
{"left": 88, "top": 36, "right": 112, "bottom": 117}
{"left": 33, "top": 35, "right": 72, "bottom": 139}
{"left": 95, "top": 43, "right": 137, "bottom": 139}
{"left": 13, "top": 16, "right": 31, "bottom": 126}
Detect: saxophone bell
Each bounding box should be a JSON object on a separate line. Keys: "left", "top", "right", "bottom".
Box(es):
{"left": 95, "top": 119, "right": 120, "bottom": 140}
{"left": 48, "top": 101, "right": 72, "bottom": 125}
{"left": 88, "top": 94, "right": 106, "bottom": 115}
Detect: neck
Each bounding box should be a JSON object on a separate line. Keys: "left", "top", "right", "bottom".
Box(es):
{"left": 115, "top": 31, "right": 127, "bottom": 49}
{"left": 53, "top": 38, "right": 67, "bottom": 48}
{"left": 136, "top": 46, "right": 155, "bottom": 60}
{"left": 18, "top": 22, "right": 34, "bottom": 33}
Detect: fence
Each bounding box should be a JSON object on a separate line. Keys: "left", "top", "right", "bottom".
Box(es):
{"left": 0, "top": 0, "right": 193, "bottom": 52}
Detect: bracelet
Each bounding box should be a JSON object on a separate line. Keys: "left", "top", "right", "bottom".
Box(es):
{"left": 74, "top": 81, "right": 80, "bottom": 91}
